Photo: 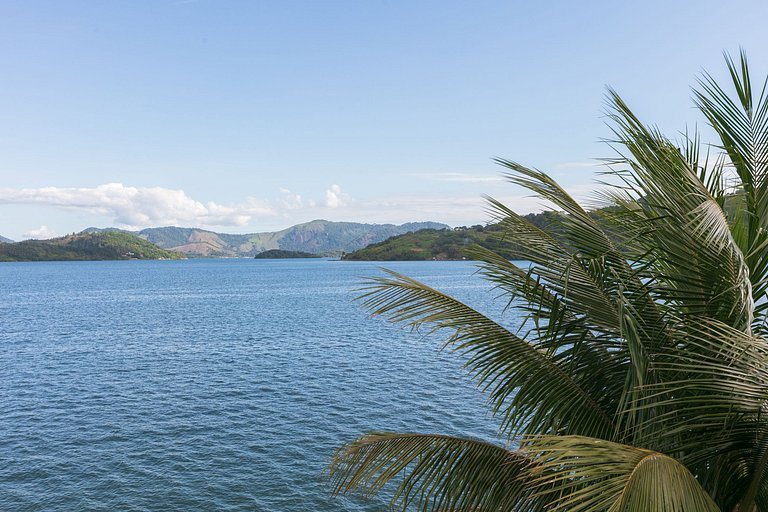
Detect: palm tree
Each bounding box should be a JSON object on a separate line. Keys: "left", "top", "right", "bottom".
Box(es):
{"left": 328, "top": 51, "right": 768, "bottom": 511}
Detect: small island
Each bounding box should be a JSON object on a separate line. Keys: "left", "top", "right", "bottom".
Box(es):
{"left": 0, "top": 232, "right": 185, "bottom": 262}
{"left": 253, "top": 249, "right": 321, "bottom": 259}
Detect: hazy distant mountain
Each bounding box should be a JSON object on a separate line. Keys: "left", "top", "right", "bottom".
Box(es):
{"left": 82, "top": 220, "right": 449, "bottom": 257}
{"left": 0, "top": 235, "right": 14, "bottom": 244}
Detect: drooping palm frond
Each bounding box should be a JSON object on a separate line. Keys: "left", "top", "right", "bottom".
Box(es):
{"left": 523, "top": 435, "right": 720, "bottom": 512}
{"left": 464, "top": 239, "right": 636, "bottom": 436}
{"left": 328, "top": 433, "right": 542, "bottom": 511}
{"left": 480, "top": 196, "right": 623, "bottom": 335}
{"left": 482, "top": 167, "right": 680, "bottom": 434}
{"left": 358, "top": 270, "right": 616, "bottom": 440}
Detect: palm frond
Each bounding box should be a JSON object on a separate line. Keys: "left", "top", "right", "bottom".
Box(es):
{"left": 605, "top": 89, "right": 754, "bottom": 332}
{"left": 328, "top": 433, "right": 541, "bottom": 511}
{"left": 359, "top": 270, "right": 616, "bottom": 439}
{"left": 524, "top": 435, "right": 720, "bottom": 512}
{"left": 482, "top": 196, "right": 623, "bottom": 334}
{"left": 480, "top": 191, "right": 671, "bottom": 435}
{"left": 625, "top": 316, "right": 768, "bottom": 510}
{"left": 466, "top": 244, "right": 630, "bottom": 437}
{"left": 694, "top": 50, "right": 768, "bottom": 332}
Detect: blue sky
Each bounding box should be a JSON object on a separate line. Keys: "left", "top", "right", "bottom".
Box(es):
{"left": 1, "top": 0, "right": 767, "bottom": 240}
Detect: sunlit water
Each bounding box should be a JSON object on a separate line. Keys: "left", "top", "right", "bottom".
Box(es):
{"left": 1, "top": 259, "right": 518, "bottom": 511}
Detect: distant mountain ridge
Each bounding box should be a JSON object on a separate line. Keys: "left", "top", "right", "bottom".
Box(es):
{"left": 82, "top": 220, "right": 449, "bottom": 257}
{"left": 0, "top": 235, "right": 14, "bottom": 244}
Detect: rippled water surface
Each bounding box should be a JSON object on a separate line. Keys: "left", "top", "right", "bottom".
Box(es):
{"left": 1, "top": 259, "right": 514, "bottom": 511}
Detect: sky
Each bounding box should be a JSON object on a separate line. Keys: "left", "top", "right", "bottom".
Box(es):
{"left": 1, "top": 0, "right": 768, "bottom": 240}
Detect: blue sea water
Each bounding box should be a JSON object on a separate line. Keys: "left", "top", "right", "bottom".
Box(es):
{"left": 1, "top": 259, "right": 514, "bottom": 511}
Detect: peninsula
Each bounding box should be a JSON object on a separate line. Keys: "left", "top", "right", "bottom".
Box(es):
{"left": 0, "top": 232, "right": 184, "bottom": 262}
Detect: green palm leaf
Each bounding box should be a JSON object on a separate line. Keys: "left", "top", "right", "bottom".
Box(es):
{"left": 524, "top": 435, "right": 720, "bottom": 512}
{"left": 328, "top": 433, "right": 540, "bottom": 511}
{"left": 605, "top": 89, "right": 753, "bottom": 332}
{"left": 358, "top": 270, "right": 616, "bottom": 439}
{"left": 478, "top": 194, "right": 669, "bottom": 434}
{"left": 694, "top": 49, "right": 768, "bottom": 332}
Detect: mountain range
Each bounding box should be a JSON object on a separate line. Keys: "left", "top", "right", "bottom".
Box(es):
{"left": 82, "top": 219, "right": 449, "bottom": 257}
{"left": 0, "top": 235, "right": 15, "bottom": 244}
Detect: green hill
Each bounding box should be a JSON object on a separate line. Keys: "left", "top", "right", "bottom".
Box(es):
{"left": 0, "top": 232, "right": 185, "bottom": 262}
{"left": 341, "top": 226, "right": 509, "bottom": 261}
{"left": 342, "top": 212, "right": 564, "bottom": 261}
{"left": 253, "top": 249, "right": 321, "bottom": 259}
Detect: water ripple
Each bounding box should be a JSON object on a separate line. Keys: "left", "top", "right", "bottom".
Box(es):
{"left": 1, "top": 259, "right": 512, "bottom": 511}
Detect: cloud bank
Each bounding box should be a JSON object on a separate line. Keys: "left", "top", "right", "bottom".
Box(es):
{"left": 0, "top": 182, "right": 362, "bottom": 232}
{"left": 1, "top": 180, "right": 596, "bottom": 237}
{"left": 0, "top": 183, "right": 275, "bottom": 230}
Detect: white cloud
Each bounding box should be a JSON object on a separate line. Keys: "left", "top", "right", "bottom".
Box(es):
{"left": 324, "top": 184, "right": 348, "bottom": 208}
{"left": 24, "top": 225, "right": 58, "bottom": 240}
{"left": 0, "top": 183, "right": 276, "bottom": 230}
{"left": 279, "top": 188, "right": 304, "bottom": 209}
{"left": 0, "top": 179, "right": 600, "bottom": 235}
{"left": 0, "top": 182, "right": 359, "bottom": 232}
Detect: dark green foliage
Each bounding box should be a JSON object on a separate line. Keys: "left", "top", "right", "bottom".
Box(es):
{"left": 253, "top": 249, "right": 321, "bottom": 259}
{"left": 342, "top": 212, "right": 563, "bottom": 261}
{"left": 0, "top": 232, "right": 184, "bottom": 262}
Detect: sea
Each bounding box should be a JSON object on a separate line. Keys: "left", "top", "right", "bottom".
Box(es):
{"left": 1, "top": 258, "right": 514, "bottom": 511}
